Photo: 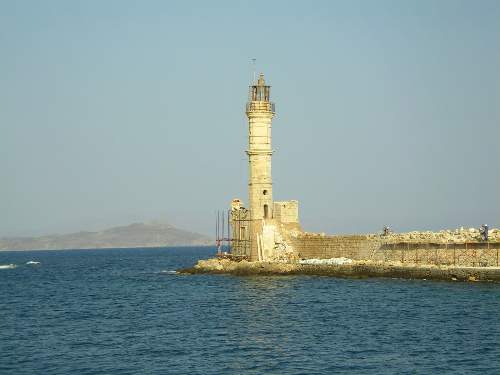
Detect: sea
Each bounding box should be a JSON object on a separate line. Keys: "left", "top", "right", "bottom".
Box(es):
{"left": 0, "top": 247, "right": 499, "bottom": 375}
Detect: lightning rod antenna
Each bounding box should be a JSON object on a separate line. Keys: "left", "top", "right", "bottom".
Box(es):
{"left": 251, "top": 58, "right": 256, "bottom": 84}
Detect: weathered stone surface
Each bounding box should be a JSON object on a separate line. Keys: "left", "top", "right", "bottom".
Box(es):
{"left": 178, "top": 258, "right": 500, "bottom": 282}
{"left": 228, "top": 74, "right": 499, "bottom": 270}
{"left": 273, "top": 201, "right": 299, "bottom": 223}
{"left": 383, "top": 228, "right": 500, "bottom": 243}
{"left": 246, "top": 74, "right": 275, "bottom": 223}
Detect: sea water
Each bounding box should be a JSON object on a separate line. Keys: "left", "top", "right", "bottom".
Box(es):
{"left": 0, "top": 247, "right": 499, "bottom": 374}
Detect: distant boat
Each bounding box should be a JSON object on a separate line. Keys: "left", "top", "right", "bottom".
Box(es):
{"left": 26, "top": 261, "right": 40, "bottom": 265}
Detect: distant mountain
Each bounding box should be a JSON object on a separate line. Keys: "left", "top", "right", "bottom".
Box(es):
{"left": 0, "top": 222, "right": 212, "bottom": 251}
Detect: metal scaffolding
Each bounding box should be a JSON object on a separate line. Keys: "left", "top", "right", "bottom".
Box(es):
{"left": 215, "top": 208, "right": 251, "bottom": 260}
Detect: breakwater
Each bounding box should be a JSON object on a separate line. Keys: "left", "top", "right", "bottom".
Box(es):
{"left": 290, "top": 235, "right": 500, "bottom": 267}
{"left": 178, "top": 258, "right": 500, "bottom": 282}
{"left": 282, "top": 228, "right": 500, "bottom": 268}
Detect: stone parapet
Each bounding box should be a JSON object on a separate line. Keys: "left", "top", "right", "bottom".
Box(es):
{"left": 383, "top": 228, "right": 500, "bottom": 243}
{"left": 289, "top": 234, "right": 380, "bottom": 260}
{"left": 284, "top": 229, "right": 500, "bottom": 267}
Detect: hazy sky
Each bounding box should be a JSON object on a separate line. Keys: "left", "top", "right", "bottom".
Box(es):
{"left": 1, "top": 0, "right": 499, "bottom": 237}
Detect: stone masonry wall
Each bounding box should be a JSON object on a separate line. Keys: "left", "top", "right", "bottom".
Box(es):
{"left": 373, "top": 242, "right": 500, "bottom": 267}
{"left": 289, "top": 234, "right": 381, "bottom": 260}
{"left": 273, "top": 201, "right": 299, "bottom": 223}
{"left": 287, "top": 232, "right": 500, "bottom": 267}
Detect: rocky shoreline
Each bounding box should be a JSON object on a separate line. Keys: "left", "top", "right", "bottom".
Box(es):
{"left": 178, "top": 258, "right": 500, "bottom": 282}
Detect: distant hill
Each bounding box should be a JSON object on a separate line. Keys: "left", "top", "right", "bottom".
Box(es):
{"left": 0, "top": 222, "right": 212, "bottom": 251}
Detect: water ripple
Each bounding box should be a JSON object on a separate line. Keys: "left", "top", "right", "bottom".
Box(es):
{"left": 0, "top": 247, "right": 499, "bottom": 374}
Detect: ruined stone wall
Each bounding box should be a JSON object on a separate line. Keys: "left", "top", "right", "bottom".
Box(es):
{"left": 385, "top": 228, "right": 500, "bottom": 243}
{"left": 372, "top": 242, "right": 500, "bottom": 267}
{"left": 238, "top": 216, "right": 500, "bottom": 266}
{"left": 289, "top": 234, "right": 381, "bottom": 260}
{"left": 273, "top": 201, "right": 299, "bottom": 223}
{"left": 230, "top": 205, "right": 251, "bottom": 257}
{"left": 287, "top": 232, "right": 500, "bottom": 267}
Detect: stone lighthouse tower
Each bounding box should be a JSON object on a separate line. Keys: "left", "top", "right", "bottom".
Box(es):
{"left": 246, "top": 73, "right": 275, "bottom": 221}
{"left": 230, "top": 73, "right": 298, "bottom": 260}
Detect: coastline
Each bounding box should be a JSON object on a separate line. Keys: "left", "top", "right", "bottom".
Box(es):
{"left": 0, "top": 245, "right": 214, "bottom": 252}
{"left": 178, "top": 258, "right": 500, "bottom": 282}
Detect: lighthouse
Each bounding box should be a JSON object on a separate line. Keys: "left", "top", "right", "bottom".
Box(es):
{"left": 246, "top": 73, "right": 275, "bottom": 221}
{"left": 229, "top": 73, "right": 299, "bottom": 260}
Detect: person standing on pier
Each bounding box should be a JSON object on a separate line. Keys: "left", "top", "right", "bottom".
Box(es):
{"left": 479, "top": 224, "right": 489, "bottom": 241}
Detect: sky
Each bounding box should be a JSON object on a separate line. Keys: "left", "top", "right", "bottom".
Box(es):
{"left": 1, "top": 0, "right": 499, "bottom": 237}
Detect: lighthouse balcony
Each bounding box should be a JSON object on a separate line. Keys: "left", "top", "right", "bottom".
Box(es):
{"left": 246, "top": 102, "right": 275, "bottom": 113}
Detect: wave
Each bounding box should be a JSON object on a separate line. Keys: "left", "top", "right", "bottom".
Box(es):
{"left": 0, "top": 264, "right": 16, "bottom": 269}
{"left": 160, "top": 270, "right": 177, "bottom": 275}
{"left": 26, "top": 261, "right": 41, "bottom": 265}
{"left": 299, "top": 257, "right": 353, "bottom": 265}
